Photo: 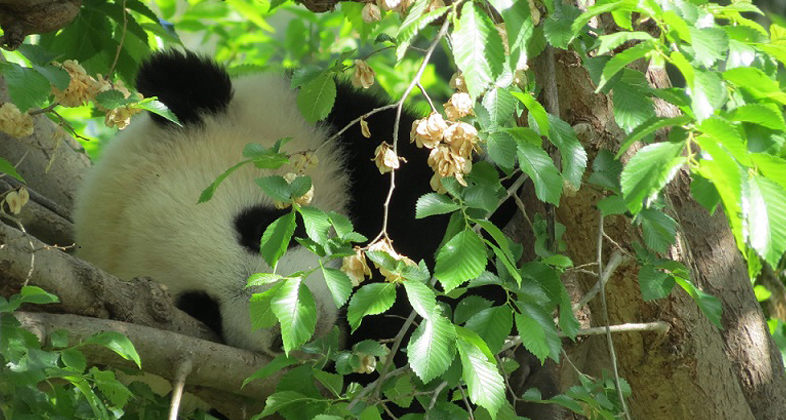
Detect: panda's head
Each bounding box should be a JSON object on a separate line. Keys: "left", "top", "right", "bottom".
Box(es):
{"left": 73, "top": 50, "right": 347, "bottom": 355}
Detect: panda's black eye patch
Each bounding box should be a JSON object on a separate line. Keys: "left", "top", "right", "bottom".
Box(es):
{"left": 234, "top": 206, "right": 307, "bottom": 254}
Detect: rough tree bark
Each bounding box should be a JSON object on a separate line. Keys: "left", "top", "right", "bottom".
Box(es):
{"left": 526, "top": 44, "right": 786, "bottom": 420}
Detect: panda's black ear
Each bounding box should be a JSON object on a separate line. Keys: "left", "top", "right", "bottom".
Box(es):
{"left": 136, "top": 50, "right": 233, "bottom": 126}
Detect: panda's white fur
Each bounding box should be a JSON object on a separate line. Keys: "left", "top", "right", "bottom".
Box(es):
{"left": 73, "top": 50, "right": 560, "bottom": 419}
{"left": 74, "top": 73, "right": 345, "bottom": 354}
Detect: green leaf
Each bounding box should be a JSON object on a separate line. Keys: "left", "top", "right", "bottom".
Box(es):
{"left": 597, "top": 41, "right": 654, "bottom": 92}
{"left": 673, "top": 277, "right": 722, "bottom": 328}
{"left": 597, "top": 195, "right": 628, "bottom": 216}
{"left": 699, "top": 116, "right": 749, "bottom": 165}
{"left": 513, "top": 309, "right": 556, "bottom": 364}
{"left": 489, "top": 0, "right": 534, "bottom": 71}
{"left": 0, "top": 62, "right": 51, "bottom": 112}
{"left": 617, "top": 115, "right": 692, "bottom": 157}
{"left": 482, "top": 87, "right": 517, "bottom": 130}
{"left": 61, "top": 348, "right": 87, "bottom": 372}
{"left": 486, "top": 131, "right": 517, "bottom": 170}
{"left": 94, "top": 90, "right": 135, "bottom": 109}
{"left": 403, "top": 280, "right": 437, "bottom": 320}
{"left": 691, "top": 70, "right": 725, "bottom": 121}
{"left": 638, "top": 208, "right": 677, "bottom": 253}
{"left": 19, "top": 286, "right": 59, "bottom": 305}
{"left": 255, "top": 175, "right": 293, "bottom": 203}
{"left": 396, "top": 0, "right": 447, "bottom": 61}
{"left": 297, "top": 72, "right": 336, "bottom": 123}
{"left": 620, "top": 141, "right": 686, "bottom": 214}
{"left": 543, "top": 3, "right": 581, "bottom": 49}
{"left": 298, "top": 206, "right": 331, "bottom": 244}
{"left": 0, "top": 157, "right": 25, "bottom": 182}
{"left": 435, "top": 230, "right": 488, "bottom": 293}
{"left": 83, "top": 332, "right": 141, "bottom": 368}
{"left": 547, "top": 114, "right": 588, "bottom": 190}
{"left": 31, "top": 63, "right": 70, "bottom": 91}
{"left": 588, "top": 149, "right": 622, "bottom": 193}
{"left": 689, "top": 27, "right": 729, "bottom": 67}
{"left": 747, "top": 175, "right": 786, "bottom": 267}
{"left": 250, "top": 281, "right": 285, "bottom": 329}
{"left": 612, "top": 70, "right": 656, "bottom": 133}
{"left": 416, "top": 193, "right": 461, "bottom": 219}
{"left": 454, "top": 2, "right": 505, "bottom": 98}
{"left": 456, "top": 330, "right": 505, "bottom": 418}
{"left": 347, "top": 282, "right": 397, "bottom": 332}
{"left": 321, "top": 265, "right": 353, "bottom": 308}
{"left": 407, "top": 314, "right": 457, "bottom": 383}
{"left": 259, "top": 211, "right": 297, "bottom": 268}
{"left": 695, "top": 135, "right": 745, "bottom": 249}
{"left": 511, "top": 91, "right": 549, "bottom": 135}
{"left": 198, "top": 160, "right": 251, "bottom": 203}
{"left": 638, "top": 264, "right": 675, "bottom": 301}
{"left": 690, "top": 174, "right": 721, "bottom": 214}
{"left": 384, "top": 374, "right": 416, "bottom": 408}
{"left": 271, "top": 278, "right": 317, "bottom": 354}
{"left": 259, "top": 391, "right": 314, "bottom": 417}
{"left": 464, "top": 306, "right": 512, "bottom": 354}
{"left": 136, "top": 98, "right": 181, "bottom": 126}
{"left": 516, "top": 140, "right": 563, "bottom": 205}
{"left": 243, "top": 354, "right": 298, "bottom": 387}
{"left": 750, "top": 153, "right": 786, "bottom": 191}
{"left": 728, "top": 104, "right": 786, "bottom": 131}
{"left": 596, "top": 31, "right": 655, "bottom": 56}
{"left": 454, "top": 295, "right": 494, "bottom": 325}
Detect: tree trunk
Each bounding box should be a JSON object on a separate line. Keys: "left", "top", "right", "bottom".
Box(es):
{"left": 531, "top": 46, "right": 786, "bottom": 420}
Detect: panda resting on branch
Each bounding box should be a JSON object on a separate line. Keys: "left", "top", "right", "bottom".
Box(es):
{"left": 73, "top": 50, "right": 559, "bottom": 419}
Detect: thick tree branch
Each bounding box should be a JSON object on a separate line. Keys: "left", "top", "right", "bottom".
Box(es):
{"left": 0, "top": 221, "right": 219, "bottom": 342}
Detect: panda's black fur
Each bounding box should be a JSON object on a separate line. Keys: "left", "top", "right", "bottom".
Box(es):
{"left": 73, "top": 50, "right": 559, "bottom": 419}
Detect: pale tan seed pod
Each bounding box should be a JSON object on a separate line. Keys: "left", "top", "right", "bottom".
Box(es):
{"left": 354, "top": 353, "right": 377, "bottom": 374}
{"left": 373, "top": 142, "right": 400, "bottom": 174}
{"left": 427, "top": 145, "right": 471, "bottom": 186}
{"left": 341, "top": 247, "right": 372, "bottom": 287}
{"left": 362, "top": 3, "right": 382, "bottom": 23}
{"left": 52, "top": 60, "right": 98, "bottom": 107}
{"left": 4, "top": 191, "right": 22, "bottom": 214}
{"left": 104, "top": 106, "right": 142, "bottom": 130}
{"left": 410, "top": 112, "right": 447, "bottom": 149}
{"left": 0, "top": 103, "right": 34, "bottom": 138}
{"left": 360, "top": 117, "right": 371, "bottom": 138}
{"left": 367, "top": 239, "right": 415, "bottom": 282}
{"left": 351, "top": 60, "right": 376, "bottom": 89}
{"left": 449, "top": 72, "right": 468, "bottom": 93}
{"left": 443, "top": 121, "right": 479, "bottom": 158}
{"left": 444, "top": 92, "right": 474, "bottom": 121}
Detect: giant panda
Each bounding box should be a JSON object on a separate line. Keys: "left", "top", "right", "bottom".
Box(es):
{"left": 73, "top": 50, "right": 558, "bottom": 418}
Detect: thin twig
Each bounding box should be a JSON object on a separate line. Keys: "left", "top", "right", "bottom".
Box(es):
{"left": 596, "top": 214, "right": 632, "bottom": 420}
{"left": 572, "top": 250, "right": 626, "bottom": 312}
{"left": 168, "top": 358, "right": 193, "bottom": 420}
{"left": 106, "top": 0, "right": 128, "bottom": 78}
{"left": 457, "top": 386, "right": 475, "bottom": 420}
{"left": 377, "top": 16, "right": 452, "bottom": 242}
{"left": 28, "top": 102, "right": 59, "bottom": 116}
{"left": 372, "top": 310, "right": 418, "bottom": 399}
{"left": 417, "top": 82, "right": 438, "bottom": 114}
{"left": 559, "top": 321, "right": 670, "bottom": 337}
{"left": 346, "top": 366, "right": 408, "bottom": 410}
{"left": 425, "top": 380, "right": 449, "bottom": 419}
